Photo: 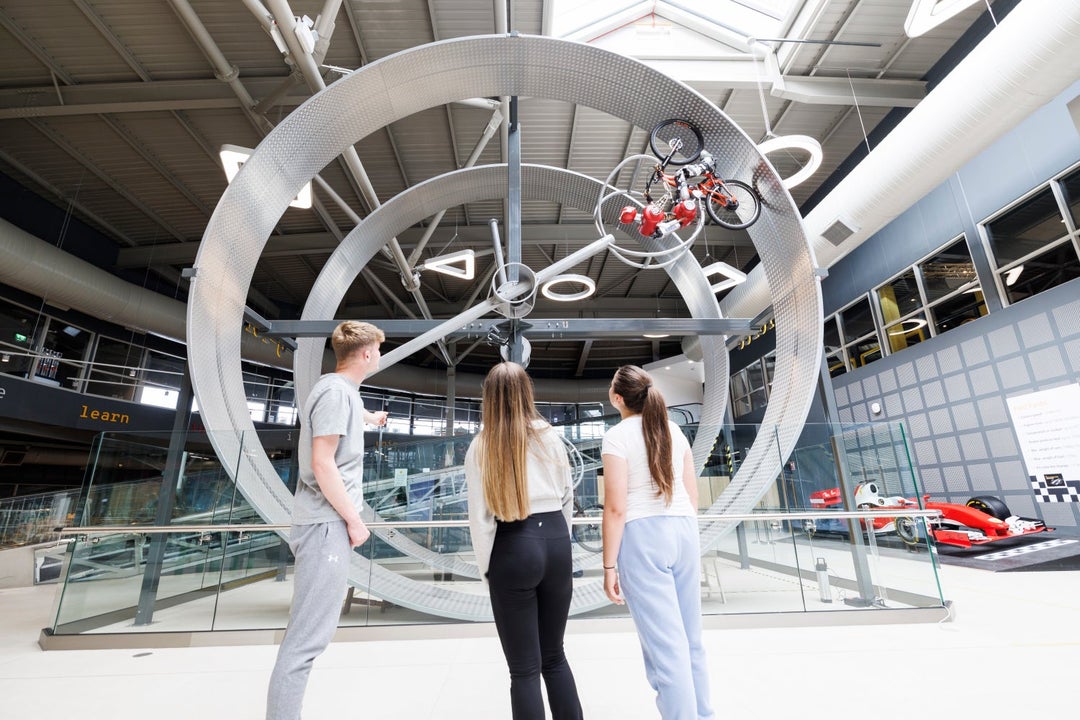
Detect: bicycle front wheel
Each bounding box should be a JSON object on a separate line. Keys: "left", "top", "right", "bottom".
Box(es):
{"left": 648, "top": 118, "right": 703, "bottom": 166}
{"left": 572, "top": 504, "right": 604, "bottom": 554}
{"left": 705, "top": 179, "right": 761, "bottom": 230}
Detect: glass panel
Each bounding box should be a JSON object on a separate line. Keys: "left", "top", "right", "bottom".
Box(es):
{"left": 827, "top": 352, "right": 847, "bottom": 378}
{"left": 1059, "top": 166, "right": 1080, "bottom": 228}
{"left": 876, "top": 269, "right": 921, "bottom": 327}
{"left": 36, "top": 319, "right": 92, "bottom": 389}
{"left": 839, "top": 297, "right": 875, "bottom": 344}
{"left": 885, "top": 312, "right": 929, "bottom": 353}
{"left": 823, "top": 317, "right": 841, "bottom": 354}
{"left": 1001, "top": 240, "right": 1080, "bottom": 304}
{"left": 985, "top": 186, "right": 1066, "bottom": 266}
{"left": 730, "top": 370, "right": 749, "bottom": 398}
{"left": 745, "top": 361, "right": 765, "bottom": 391}
{"left": 929, "top": 290, "right": 987, "bottom": 334}
{"left": 763, "top": 354, "right": 776, "bottom": 390}
{"left": 86, "top": 336, "right": 141, "bottom": 400}
{"left": 920, "top": 238, "right": 978, "bottom": 302}
{"left": 0, "top": 297, "right": 40, "bottom": 377}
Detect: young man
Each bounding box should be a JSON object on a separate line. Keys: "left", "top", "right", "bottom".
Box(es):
{"left": 267, "top": 320, "right": 387, "bottom": 720}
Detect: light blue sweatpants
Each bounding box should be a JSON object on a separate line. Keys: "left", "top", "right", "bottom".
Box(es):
{"left": 266, "top": 520, "right": 351, "bottom": 720}
{"left": 618, "top": 515, "right": 715, "bottom": 720}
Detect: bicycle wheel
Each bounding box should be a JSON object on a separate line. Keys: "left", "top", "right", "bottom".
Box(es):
{"left": 648, "top": 118, "right": 703, "bottom": 166}
{"left": 705, "top": 179, "right": 761, "bottom": 230}
{"left": 572, "top": 504, "right": 604, "bottom": 553}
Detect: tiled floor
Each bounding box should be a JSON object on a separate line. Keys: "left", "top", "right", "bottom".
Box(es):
{"left": 2, "top": 561, "right": 1078, "bottom": 719}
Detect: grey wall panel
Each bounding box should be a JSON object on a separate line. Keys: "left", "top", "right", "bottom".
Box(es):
{"left": 998, "top": 461, "right": 1032, "bottom": 491}
{"left": 928, "top": 407, "right": 953, "bottom": 435}
{"left": 961, "top": 336, "right": 991, "bottom": 366}
{"left": 901, "top": 386, "right": 924, "bottom": 413}
{"left": 1029, "top": 346, "right": 1068, "bottom": 382}
{"left": 935, "top": 436, "right": 962, "bottom": 463}
{"left": 987, "top": 326, "right": 1022, "bottom": 357}
{"left": 1019, "top": 313, "right": 1055, "bottom": 347}
{"left": 1052, "top": 299, "right": 1080, "bottom": 338}
{"left": 977, "top": 395, "right": 1009, "bottom": 426}
{"left": 916, "top": 355, "right": 940, "bottom": 382}
{"left": 906, "top": 412, "right": 930, "bottom": 439}
{"left": 985, "top": 427, "right": 1020, "bottom": 456}
{"left": 879, "top": 369, "right": 898, "bottom": 393}
{"left": 861, "top": 375, "right": 880, "bottom": 398}
{"left": 942, "top": 465, "right": 970, "bottom": 496}
{"left": 896, "top": 362, "right": 917, "bottom": 389}
{"left": 950, "top": 401, "right": 980, "bottom": 431}
{"left": 911, "top": 440, "right": 937, "bottom": 468}
{"left": 997, "top": 356, "right": 1032, "bottom": 390}
{"left": 883, "top": 392, "right": 904, "bottom": 417}
{"left": 943, "top": 374, "right": 972, "bottom": 403}
{"left": 848, "top": 381, "right": 864, "bottom": 403}
{"left": 969, "top": 366, "right": 1000, "bottom": 396}
{"left": 937, "top": 346, "right": 962, "bottom": 374}
{"left": 920, "top": 466, "right": 944, "bottom": 493}
{"left": 959, "top": 432, "right": 989, "bottom": 461}
{"left": 922, "top": 380, "right": 946, "bottom": 409}
{"left": 1066, "top": 338, "right": 1080, "bottom": 373}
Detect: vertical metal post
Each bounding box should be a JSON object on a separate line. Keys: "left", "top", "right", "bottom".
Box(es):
{"left": 818, "top": 353, "right": 876, "bottom": 604}
{"left": 507, "top": 95, "right": 524, "bottom": 364}
{"left": 134, "top": 366, "right": 194, "bottom": 625}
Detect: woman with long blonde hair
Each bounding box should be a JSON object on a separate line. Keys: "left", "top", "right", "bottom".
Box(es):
{"left": 466, "top": 362, "right": 584, "bottom": 720}
{"left": 601, "top": 365, "right": 713, "bottom": 720}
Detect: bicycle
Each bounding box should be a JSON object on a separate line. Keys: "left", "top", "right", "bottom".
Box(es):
{"left": 571, "top": 499, "right": 604, "bottom": 554}
{"left": 621, "top": 118, "right": 762, "bottom": 234}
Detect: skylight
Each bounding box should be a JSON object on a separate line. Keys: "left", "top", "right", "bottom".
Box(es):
{"left": 548, "top": 0, "right": 799, "bottom": 44}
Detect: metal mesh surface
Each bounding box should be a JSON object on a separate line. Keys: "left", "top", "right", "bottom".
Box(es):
{"left": 188, "top": 34, "right": 821, "bottom": 620}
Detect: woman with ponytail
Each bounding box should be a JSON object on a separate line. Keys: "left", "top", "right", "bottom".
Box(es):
{"left": 466, "top": 362, "right": 584, "bottom": 720}
{"left": 602, "top": 365, "right": 714, "bottom": 720}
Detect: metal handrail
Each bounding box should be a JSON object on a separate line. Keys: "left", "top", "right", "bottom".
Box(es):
{"left": 55, "top": 508, "right": 942, "bottom": 536}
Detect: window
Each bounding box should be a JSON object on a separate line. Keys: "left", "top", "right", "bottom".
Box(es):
{"left": 86, "top": 336, "right": 143, "bottom": 400}
{"left": 838, "top": 297, "right": 882, "bottom": 369}
{"left": 919, "top": 239, "right": 986, "bottom": 333}
{"left": 983, "top": 168, "right": 1080, "bottom": 306}
{"left": 0, "top": 298, "right": 41, "bottom": 378}
{"left": 730, "top": 356, "right": 770, "bottom": 419}
{"left": 36, "top": 319, "right": 92, "bottom": 389}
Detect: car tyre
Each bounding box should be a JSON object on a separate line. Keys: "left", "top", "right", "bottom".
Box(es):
{"left": 966, "top": 495, "right": 1011, "bottom": 520}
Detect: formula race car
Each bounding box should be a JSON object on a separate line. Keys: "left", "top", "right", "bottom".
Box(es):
{"left": 807, "top": 482, "right": 1051, "bottom": 549}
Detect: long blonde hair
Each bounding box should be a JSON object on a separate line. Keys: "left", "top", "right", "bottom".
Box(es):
{"left": 612, "top": 365, "right": 674, "bottom": 505}
{"left": 478, "top": 362, "right": 545, "bottom": 521}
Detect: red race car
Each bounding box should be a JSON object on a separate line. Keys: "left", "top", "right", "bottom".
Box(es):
{"left": 807, "top": 482, "right": 1051, "bottom": 548}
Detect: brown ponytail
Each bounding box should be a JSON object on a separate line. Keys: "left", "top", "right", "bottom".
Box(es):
{"left": 612, "top": 365, "right": 674, "bottom": 505}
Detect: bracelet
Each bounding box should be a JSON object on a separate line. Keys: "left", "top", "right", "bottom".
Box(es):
{"left": 603, "top": 565, "right": 616, "bottom": 570}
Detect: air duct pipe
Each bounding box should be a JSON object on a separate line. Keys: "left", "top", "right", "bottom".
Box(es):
{"left": 721, "top": 0, "right": 1080, "bottom": 321}
{"left": 0, "top": 218, "right": 608, "bottom": 401}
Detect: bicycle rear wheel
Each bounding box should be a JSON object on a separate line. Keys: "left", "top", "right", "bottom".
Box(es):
{"left": 572, "top": 504, "right": 604, "bottom": 553}
{"left": 648, "top": 118, "right": 703, "bottom": 166}
{"left": 705, "top": 179, "right": 761, "bottom": 230}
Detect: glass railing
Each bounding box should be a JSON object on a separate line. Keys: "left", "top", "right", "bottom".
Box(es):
{"left": 38, "top": 419, "right": 949, "bottom": 639}
{"left": 45, "top": 506, "right": 945, "bottom": 637}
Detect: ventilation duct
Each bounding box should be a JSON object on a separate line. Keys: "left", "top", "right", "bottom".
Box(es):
{"left": 721, "top": 0, "right": 1080, "bottom": 321}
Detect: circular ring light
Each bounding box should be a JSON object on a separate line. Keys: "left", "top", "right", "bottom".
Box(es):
{"left": 756, "top": 134, "right": 823, "bottom": 189}
{"left": 541, "top": 274, "right": 596, "bottom": 302}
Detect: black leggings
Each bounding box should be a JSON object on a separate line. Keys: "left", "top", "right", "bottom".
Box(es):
{"left": 488, "top": 510, "right": 584, "bottom": 720}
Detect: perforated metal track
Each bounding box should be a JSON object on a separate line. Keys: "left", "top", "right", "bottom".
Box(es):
{"left": 187, "top": 34, "right": 822, "bottom": 621}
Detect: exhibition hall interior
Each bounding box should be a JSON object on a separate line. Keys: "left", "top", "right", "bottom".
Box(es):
{"left": 0, "top": 0, "right": 1078, "bottom": 717}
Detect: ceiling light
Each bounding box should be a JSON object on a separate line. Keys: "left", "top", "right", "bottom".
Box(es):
{"left": 702, "top": 262, "right": 748, "bottom": 294}
{"left": 756, "top": 135, "right": 824, "bottom": 189}
{"left": 887, "top": 318, "right": 928, "bottom": 336}
{"left": 1, "top": 353, "right": 9, "bottom": 363}
{"left": 418, "top": 249, "right": 475, "bottom": 280}
{"left": 643, "top": 333, "right": 669, "bottom": 339}
{"left": 220, "top": 144, "right": 312, "bottom": 209}
{"left": 1005, "top": 265, "right": 1024, "bottom": 286}
{"left": 540, "top": 274, "right": 596, "bottom": 302}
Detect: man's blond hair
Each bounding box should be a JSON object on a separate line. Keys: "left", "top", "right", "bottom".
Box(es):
{"left": 331, "top": 321, "right": 385, "bottom": 363}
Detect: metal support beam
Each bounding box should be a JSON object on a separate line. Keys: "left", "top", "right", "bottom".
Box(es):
{"left": 268, "top": 317, "right": 756, "bottom": 339}
{"left": 134, "top": 367, "right": 193, "bottom": 625}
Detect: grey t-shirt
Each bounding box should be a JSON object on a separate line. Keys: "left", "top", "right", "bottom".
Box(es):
{"left": 292, "top": 373, "right": 366, "bottom": 525}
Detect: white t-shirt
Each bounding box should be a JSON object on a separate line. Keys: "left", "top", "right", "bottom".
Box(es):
{"left": 465, "top": 421, "right": 574, "bottom": 579}
{"left": 602, "top": 416, "right": 696, "bottom": 522}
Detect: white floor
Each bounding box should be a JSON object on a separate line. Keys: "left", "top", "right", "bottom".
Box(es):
{"left": 2, "top": 560, "right": 1079, "bottom": 719}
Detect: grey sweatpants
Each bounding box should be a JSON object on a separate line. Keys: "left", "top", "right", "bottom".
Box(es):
{"left": 266, "top": 520, "right": 351, "bottom": 720}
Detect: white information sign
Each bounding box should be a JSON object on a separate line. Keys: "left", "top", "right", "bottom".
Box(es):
{"left": 393, "top": 468, "right": 408, "bottom": 488}
{"left": 1005, "top": 384, "right": 1080, "bottom": 503}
